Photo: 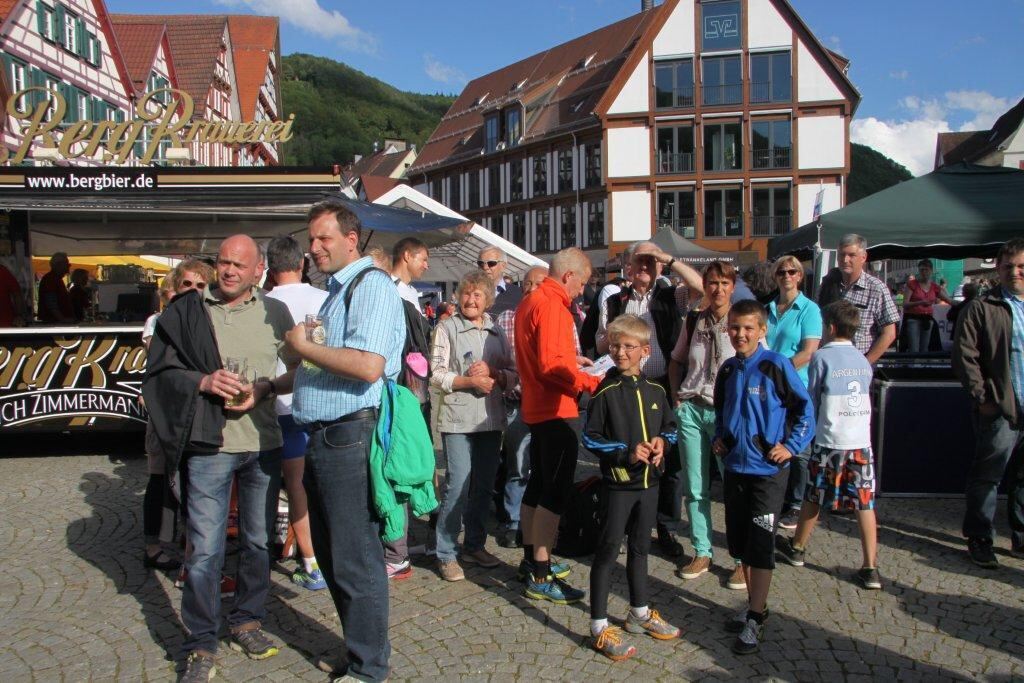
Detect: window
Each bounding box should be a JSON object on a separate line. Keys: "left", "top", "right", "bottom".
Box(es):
{"left": 751, "top": 119, "right": 791, "bottom": 169}
{"left": 750, "top": 52, "right": 790, "bottom": 104}
{"left": 535, "top": 209, "right": 551, "bottom": 252}
{"left": 657, "top": 189, "right": 696, "bottom": 238}
{"left": 656, "top": 124, "right": 694, "bottom": 174}
{"left": 703, "top": 121, "right": 742, "bottom": 172}
{"left": 450, "top": 174, "right": 461, "bottom": 210}
{"left": 701, "top": 0, "right": 741, "bottom": 52}
{"left": 532, "top": 155, "right": 547, "bottom": 196}
{"left": 702, "top": 55, "right": 742, "bottom": 106}
{"left": 586, "top": 200, "right": 605, "bottom": 247}
{"left": 484, "top": 115, "right": 499, "bottom": 153}
{"left": 560, "top": 204, "right": 576, "bottom": 247}
{"left": 504, "top": 108, "right": 521, "bottom": 147}
{"left": 488, "top": 165, "right": 500, "bottom": 205}
{"left": 468, "top": 170, "right": 480, "bottom": 209}
{"left": 556, "top": 148, "right": 573, "bottom": 193}
{"left": 585, "top": 143, "right": 601, "bottom": 187}
{"left": 430, "top": 178, "right": 442, "bottom": 202}
{"left": 510, "top": 161, "right": 523, "bottom": 201}
{"left": 77, "top": 88, "right": 88, "bottom": 121}
{"left": 36, "top": 2, "right": 55, "bottom": 41}
{"left": 511, "top": 212, "right": 526, "bottom": 247}
{"left": 752, "top": 185, "right": 791, "bottom": 237}
{"left": 8, "top": 58, "right": 27, "bottom": 111}
{"left": 704, "top": 186, "right": 743, "bottom": 238}
{"left": 63, "top": 9, "right": 77, "bottom": 53}
{"left": 147, "top": 73, "right": 171, "bottom": 105}
{"left": 654, "top": 59, "right": 694, "bottom": 109}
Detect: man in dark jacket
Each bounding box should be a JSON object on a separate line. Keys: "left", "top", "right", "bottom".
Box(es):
{"left": 952, "top": 238, "right": 1024, "bottom": 568}
{"left": 143, "top": 235, "right": 295, "bottom": 681}
{"left": 596, "top": 240, "right": 703, "bottom": 558}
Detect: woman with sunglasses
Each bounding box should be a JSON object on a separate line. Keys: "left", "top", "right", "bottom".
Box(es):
{"left": 140, "top": 259, "right": 214, "bottom": 572}
{"left": 766, "top": 256, "right": 822, "bottom": 531}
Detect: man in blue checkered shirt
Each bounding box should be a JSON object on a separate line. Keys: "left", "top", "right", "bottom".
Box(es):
{"left": 953, "top": 238, "right": 1024, "bottom": 569}
{"left": 286, "top": 199, "right": 405, "bottom": 682}
{"left": 817, "top": 233, "right": 900, "bottom": 364}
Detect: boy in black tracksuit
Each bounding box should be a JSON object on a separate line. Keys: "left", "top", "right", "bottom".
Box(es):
{"left": 582, "top": 315, "right": 680, "bottom": 661}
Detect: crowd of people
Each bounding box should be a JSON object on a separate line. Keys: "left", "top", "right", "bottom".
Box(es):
{"left": 138, "top": 207, "right": 1024, "bottom": 681}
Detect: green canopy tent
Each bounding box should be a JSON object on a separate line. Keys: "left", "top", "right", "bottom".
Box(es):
{"left": 769, "top": 163, "right": 1024, "bottom": 260}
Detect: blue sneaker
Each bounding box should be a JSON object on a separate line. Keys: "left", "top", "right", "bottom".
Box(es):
{"left": 524, "top": 576, "right": 585, "bottom": 604}
{"left": 292, "top": 566, "right": 327, "bottom": 591}
{"left": 517, "top": 559, "right": 571, "bottom": 582}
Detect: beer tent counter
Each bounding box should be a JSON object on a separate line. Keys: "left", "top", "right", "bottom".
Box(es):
{"left": 0, "top": 166, "right": 480, "bottom": 433}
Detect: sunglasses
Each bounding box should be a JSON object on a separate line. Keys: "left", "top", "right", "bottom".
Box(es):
{"left": 775, "top": 269, "right": 800, "bottom": 277}
{"left": 609, "top": 343, "right": 643, "bottom": 353}
{"left": 477, "top": 260, "right": 502, "bottom": 268}
{"left": 181, "top": 280, "right": 207, "bottom": 289}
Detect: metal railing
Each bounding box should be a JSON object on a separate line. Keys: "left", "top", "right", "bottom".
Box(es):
{"left": 702, "top": 84, "right": 743, "bottom": 106}
{"left": 749, "top": 81, "right": 790, "bottom": 104}
{"left": 751, "top": 147, "right": 791, "bottom": 169}
{"left": 657, "top": 218, "right": 695, "bottom": 239}
{"left": 751, "top": 215, "right": 791, "bottom": 237}
{"left": 704, "top": 217, "right": 743, "bottom": 238}
{"left": 656, "top": 87, "right": 695, "bottom": 109}
{"left": 656, "top": 151, "right": 695, "bottom": 174}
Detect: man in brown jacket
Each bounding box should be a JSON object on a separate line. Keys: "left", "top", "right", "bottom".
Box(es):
{"left": 952, "top": 237, "right": 1024, "bottom": 568}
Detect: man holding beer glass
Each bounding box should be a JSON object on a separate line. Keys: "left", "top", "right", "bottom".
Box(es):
{"left": 145, "top": 234, "right": 296, "bottom": 682}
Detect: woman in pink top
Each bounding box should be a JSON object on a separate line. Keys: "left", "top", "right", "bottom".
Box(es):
{"left": 901, "top": 258, "right": 951, "bottom": 353}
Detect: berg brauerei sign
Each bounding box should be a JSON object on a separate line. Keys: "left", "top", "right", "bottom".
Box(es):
{"left": 3, "top": 87, "right": 294, "bottom": 166}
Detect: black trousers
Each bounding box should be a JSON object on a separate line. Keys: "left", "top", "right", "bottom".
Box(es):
{"left": 590, "top": 484, "right": 659, "bottom": 620}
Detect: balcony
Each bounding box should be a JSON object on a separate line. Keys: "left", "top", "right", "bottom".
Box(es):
{"left": 656, "top": 151, "right": 695, "bottom": 174}
{"left": 704, "top": 216, "right": 743, "bottom": 238}
{"left": 702, "top": 84, "right": 742, "bottom": 107}
{"left": 752, "top": 147, "right": 791, "bottom": 170}
{"left": 656, "top": 87, "right": 695, "bottom": 109}
{"left": 658, "top": 218, "right": 695, "bottom": 239}
{"left": 749, "top": 81, "right": 789, "bottom": 104}
{"left": 751, "top": 215, "right": 790, "bottom": 237}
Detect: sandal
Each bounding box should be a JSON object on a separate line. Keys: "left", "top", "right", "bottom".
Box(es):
{"left": 144, "top": 550, "right": 181, "bottom": 571}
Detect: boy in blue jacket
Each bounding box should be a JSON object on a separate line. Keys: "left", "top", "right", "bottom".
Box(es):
{"left": 583, "top": 315, "right": 680, "bottom": 661}
{"left": 712, "top": 300, "right": 814, "bottom": 654}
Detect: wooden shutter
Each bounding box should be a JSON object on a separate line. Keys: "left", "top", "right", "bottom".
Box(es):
{"left": 75, "top": 18, "right": 86, "bottom": 57}
{"left": 91, "top": 33, "right": 101, "bottom": 65}
{"left": 36, "top": 1, "right": 47, "bottom": 37}
{"left": 54, "top": 5, "right": 65, "bottom": 47}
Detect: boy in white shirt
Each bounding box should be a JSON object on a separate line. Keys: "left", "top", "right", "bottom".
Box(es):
{"left": 776, "top": 300, "right": 882, "bottom": 590}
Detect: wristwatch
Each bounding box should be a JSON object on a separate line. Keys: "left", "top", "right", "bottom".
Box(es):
{"left": 665, "top": 257, "right": 676, "bottom": 269}
{"left": 264, "top": 378, "right": 278, "bottom": 398}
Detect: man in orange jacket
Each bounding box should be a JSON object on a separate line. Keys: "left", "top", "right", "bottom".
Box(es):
{"left": 515, "top": 247, "right": 603, "bottom": 603}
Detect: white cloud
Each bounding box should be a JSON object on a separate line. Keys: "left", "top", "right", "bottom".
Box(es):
{"left": 214, "top": 0, "right": 376, "bottom": 53}
{"left": 889, "top": 70, "right": 909, "bottom": 80}
{"left": 423, "top": 54, "right": 466, "bottom": 86}
{"left": 853, "top": 89, "right": 1018, "bottom": 176}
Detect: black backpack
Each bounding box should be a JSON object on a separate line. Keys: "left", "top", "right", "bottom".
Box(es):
{"left": 553, "top": 476, "right": 603, "bottom": 557}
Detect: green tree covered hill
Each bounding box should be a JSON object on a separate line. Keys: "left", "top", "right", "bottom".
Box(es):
{"left": 280, "top": 54, "right": 455, "bottom": 166}
{"left": 848, "top": 142, "right": 914, "bottom": 203}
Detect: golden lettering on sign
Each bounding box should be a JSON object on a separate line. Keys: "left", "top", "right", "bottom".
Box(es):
{"left": 4, "top": 87, "right": 295, "bottom": 165}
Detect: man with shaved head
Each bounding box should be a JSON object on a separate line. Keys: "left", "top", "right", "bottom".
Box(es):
{"left": 145, "top": 234, "right": 296, "bottom": 681}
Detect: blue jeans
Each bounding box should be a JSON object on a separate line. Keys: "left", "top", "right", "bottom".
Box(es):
{"left": 182, "top": 449, "right": 281, "bottom": 654}
{"left": 436, "top": 431, "right": 503, "bottom": 562}
{"left": 502, "top": 407, "right": 531, "bottom": 530}
{"left": 304, "top": 416, "right": 390, "bottom": 681}
{"left": 963, "top": 412, "right": 1024, "bottom": 547}
{"left": 904, "top": 316, "right": 933, "bottom": 353}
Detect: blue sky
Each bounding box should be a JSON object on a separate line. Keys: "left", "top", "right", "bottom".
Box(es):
{"left": 105, "top": 0, "right": 1024, "bottom": 175}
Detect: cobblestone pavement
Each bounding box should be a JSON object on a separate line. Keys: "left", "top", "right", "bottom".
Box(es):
{"left": 2, "top": 436, "right": 1023, "bottom": 682}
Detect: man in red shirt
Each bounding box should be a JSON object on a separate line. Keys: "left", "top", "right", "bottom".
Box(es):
{"left": 37, "top": 252, "right": 73, "bottom": 323}
{"left": 515, "top": 247, "right": 602, "bottom": 603}
{"left": 0, "top": 263, "right": 26, "bottom": 326}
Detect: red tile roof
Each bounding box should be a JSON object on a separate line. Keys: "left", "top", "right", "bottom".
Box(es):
{"left": 111, "top": 14, "right": 230, "bottom": 117}
{"left": 939, "top": 97, "right": 1024, "bottom": 167}
{"left": 109, "top": 21, "right": 164, "bottom": 90}
{"left": 0, "top": 0, "right": 19, "bottom": 24}
{"left": 344, "top": 148, "right": 413, "bottom": 181}
{"left": 360, "top": 175, "right": 403, "bottom": 201}
{"left": 409, "top": 7, "right": 663, "bottom": 174}
{"left": 227, "top": 16, "right": 278, "bottom": 121}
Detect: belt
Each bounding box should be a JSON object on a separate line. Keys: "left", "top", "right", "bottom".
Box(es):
{"left": 305, "top": 407, "right": 378, "bottom": 433}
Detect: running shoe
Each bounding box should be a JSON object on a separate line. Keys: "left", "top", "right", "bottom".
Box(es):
{"left": 624, "top": 608, "right": 680, "bottom": 640}
{"left": 589, "top": 626, "right": 636, "bottom": 661}
{"left": 386, "top": 560, "right": 414, "bottom": 580}
{"left": 292, "top": 566, "right": 328, "bottom": 591}
{"left": 524, "top": 576, "right": 585, "bottom": 604}
{"left": 517, "top": 559, "right": 571, "bottom": 581}
{"left": 732, "top": 617, "right": 764, "bottom": 655}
